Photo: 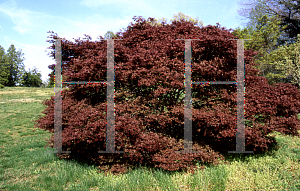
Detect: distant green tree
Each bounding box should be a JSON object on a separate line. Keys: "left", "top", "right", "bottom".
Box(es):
{"left": 46, "top": 64, "right": 69, "bottom": 88}
{"left": 43, "top": 77, "right": 53, "bottom": 88}
{"left": 46, "top": 77, "right": 54, "bottom": 88}
{"left": 0, "top": 46, "right": 9, "bottom": 88}
{"left": 104, "top": 30, "right": 119, "bottom": 39}
{"left": 237, "top": 0, "right": 300, "bottom": 48}
{"left": 4, "top": 44, "right": 26, "bottom": 86}
{"left": 232, "top": 13, "right": 289, "bottom": 85}
{"left": 139, "top": 12, "right": 204, "bottom": 27}
{"left": 267, "top": 34, "right": 300, "bottom": 89}
{"left": 19, "top": 66, "right": 43, "bottom": 87}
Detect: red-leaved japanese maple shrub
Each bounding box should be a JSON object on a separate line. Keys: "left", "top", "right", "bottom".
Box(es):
{"left": 35, "top": 16, "right": 300, "bottom": 175}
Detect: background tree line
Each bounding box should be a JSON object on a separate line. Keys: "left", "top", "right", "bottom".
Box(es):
{"left": 233, "top": 0, "right": 300, "bottom": 88}
{"left": 0, "top": 44, "right": 44, "bottom": 88}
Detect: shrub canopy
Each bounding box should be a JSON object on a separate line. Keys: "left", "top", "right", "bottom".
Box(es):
{"left": 36, "top": 16, "right": 300, "bottom": 175}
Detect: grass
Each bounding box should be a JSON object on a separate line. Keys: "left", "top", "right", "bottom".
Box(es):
{"left": 0, "top": 86, "right": 299, "bottom": 190}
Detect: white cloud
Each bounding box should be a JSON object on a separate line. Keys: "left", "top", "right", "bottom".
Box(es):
{"left": 80, "top": 0, "right": 139, "bottom": 8}
{"left": 0, "top": 0, "right": 56, "bottom": 34}
{"left": 0, "top": 0, "right": 130, "bottom": 40}
{"left": 79, "top": 0, "right": 178, "bottom": 23}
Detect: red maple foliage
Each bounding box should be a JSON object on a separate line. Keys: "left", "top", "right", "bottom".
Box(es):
{"left": 35, "top": 16, "right": 300, "bottom": 175}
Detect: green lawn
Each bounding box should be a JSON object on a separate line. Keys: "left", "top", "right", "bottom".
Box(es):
{"left": 0, "top": 86, "right": 299, "bottom": 190}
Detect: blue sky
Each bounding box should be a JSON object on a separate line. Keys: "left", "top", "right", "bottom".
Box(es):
{"left": 0, "top": 0, "right": 251, "bottom": 84}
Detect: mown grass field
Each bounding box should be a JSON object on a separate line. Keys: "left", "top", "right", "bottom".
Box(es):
{"left": 0, "top": 86, "right": 300, "bottom": 190}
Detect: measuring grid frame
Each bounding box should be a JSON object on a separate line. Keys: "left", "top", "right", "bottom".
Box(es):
{"left": 48, "top": 38, "right": 254, "bottom": 155}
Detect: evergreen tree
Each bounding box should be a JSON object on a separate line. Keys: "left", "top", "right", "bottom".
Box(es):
{"left": 4, "top": 44, "right": 26, "bottom": 86}
{"left": 0, "top": 46, "right": 9, "bottom": 88}
{"left": 276, "top": 0, "right": 300, "bottom": 46}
